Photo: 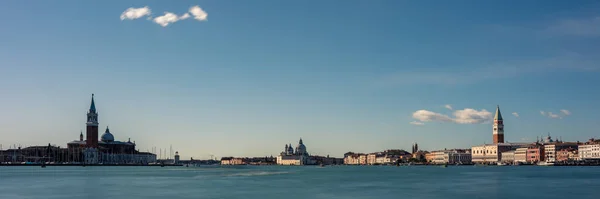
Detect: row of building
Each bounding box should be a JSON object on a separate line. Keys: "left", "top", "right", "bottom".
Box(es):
{"left": 469, "top": 106, "right": 600, "bottom": 165}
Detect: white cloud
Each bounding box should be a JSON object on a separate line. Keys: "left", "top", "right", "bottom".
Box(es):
{"left": 180, "top": 13, "right": 190, "bottom": 20}
{"left": 453, "top": 108, "right": 493, "bottom": 124}
{"left": 512, "top": 112, "right": 519, "bottom": 117}
{"left": 444, "top": 104, "right": 453, "bottom": 110}
{"left": 547, "top": 112, "right": 562, "bottom": 119}
{"left": 540, "top": 111, "right": 546, "bottom": 116}
{"left": 560, "top": 109, "right": 571, "bottom": 115}
{"left": 410, "top": 121, "right": 425, "bottom": 126}
{"left": 189, "top": 5, "right": 208, "bottom": 21}
{"left": 412, "top": 108, "right": 492, "bottom": 124}
{"left": 153, "top": 12, "right": 190, "bottom": 27}
{"left": 412, "top": 110, "right": 453, "bottom": 123}
{"left": 120, "top": 6, "right": 152, "bottom": 20}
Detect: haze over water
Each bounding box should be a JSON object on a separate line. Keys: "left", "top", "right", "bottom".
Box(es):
{"left": 1, "top": 166, "right": 598, "bottom": 199}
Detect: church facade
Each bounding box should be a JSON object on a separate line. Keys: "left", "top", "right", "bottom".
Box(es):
{"left": 67, "top": 94, "right": 156, "bottom": 164}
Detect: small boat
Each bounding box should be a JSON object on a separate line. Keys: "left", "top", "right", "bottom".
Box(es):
{"left": 537, "top": 161, "right": 554, "bottom": 166}
{"left": 441, "top": 164, "right": 448, "bottom": 168}
{"left": 497, "top": 162, "right": 507, "bottom": 166}
{"left": 319, "top": 164, "right": 325, "bottom": 167}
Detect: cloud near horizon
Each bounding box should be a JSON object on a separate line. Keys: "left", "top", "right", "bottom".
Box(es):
{"left": 412, "top": 108, "right": 492, "bottom": 125}
{"left": 120, "top": 5, "right": 207, "bottom": 27}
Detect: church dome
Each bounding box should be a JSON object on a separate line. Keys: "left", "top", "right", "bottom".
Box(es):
{"left": 295, "top": 138, "right": 307, "bottom": 155}
{"left": 101, "top": 127, "right": 114, "bottom": 142}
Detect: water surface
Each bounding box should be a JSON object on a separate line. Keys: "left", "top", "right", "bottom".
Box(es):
{"left": 1, "top": 165, "right": 598, "bottom": 199}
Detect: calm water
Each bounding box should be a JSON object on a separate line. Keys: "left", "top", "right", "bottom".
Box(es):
{"left": 1, "top": 165, "right": 599, "bottom": 199}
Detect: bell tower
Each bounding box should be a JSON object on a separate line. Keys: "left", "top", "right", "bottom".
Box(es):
{"left": 493, "top": 105, "right": 504, "bottom": 144}
{"left": 86, "top": 94, "right": 99, "bottom": 148}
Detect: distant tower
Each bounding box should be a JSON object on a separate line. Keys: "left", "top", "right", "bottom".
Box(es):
{"left": 174, "top": 151, "right": 180, "bottom": 164}
{"left": 79, "top": 131, "right": 83, "bottom": 141}
{"left": 86, "top": 94, "right": 99, "bottom": 148}
{"left": 492, "top": 105, "right": 504, "bottom": 144}
{"left": 414, "top": 143, "right": 419, "bottom": 153}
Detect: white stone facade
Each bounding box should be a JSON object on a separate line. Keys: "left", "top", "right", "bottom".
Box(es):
{"left": 579, "top": 144, "right": 600, "bottom": 160}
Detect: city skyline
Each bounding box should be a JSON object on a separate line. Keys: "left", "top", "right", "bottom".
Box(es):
{"left": 2, "top": 1, "right": 600, "bottom": 159}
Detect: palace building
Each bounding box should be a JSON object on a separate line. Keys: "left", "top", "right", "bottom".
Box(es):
{"left": 67, "top": 94, "right": 156, "bottom": 164}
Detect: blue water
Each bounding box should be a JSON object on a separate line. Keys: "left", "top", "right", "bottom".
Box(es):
{"left": 1, "top": 165, "right": 599, "bottom": 199}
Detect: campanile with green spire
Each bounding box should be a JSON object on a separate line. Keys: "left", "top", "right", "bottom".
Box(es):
{"left": 86, "top": 94, "right": 99, "bottom": 148}
{"left": 493, "top": 105, "right": 504, "bottom": 144}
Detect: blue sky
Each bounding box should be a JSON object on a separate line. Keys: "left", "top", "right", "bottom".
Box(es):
{"left": 1, "top": 0, "right": 600, "bottom": 159}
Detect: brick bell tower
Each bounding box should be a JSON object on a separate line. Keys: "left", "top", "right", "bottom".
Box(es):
{"left": 86, "top": 94, "right": 99, "bottom": 148}
{"left": 493, "top": 105, "right": 504, "bottom": 144}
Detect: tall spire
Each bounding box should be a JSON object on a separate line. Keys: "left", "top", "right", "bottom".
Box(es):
{"left": 494, "top": 105, "right": 503, "bottom": 120}
{"left": 90, "top": 94, "right": 96, "bottom": 112}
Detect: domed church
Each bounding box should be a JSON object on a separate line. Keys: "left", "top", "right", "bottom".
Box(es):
{"left": 67, "top": 94, "right": 156, "bottom": 164}
{"left": 277, "top": 138, "right": 310, "bottom": 165}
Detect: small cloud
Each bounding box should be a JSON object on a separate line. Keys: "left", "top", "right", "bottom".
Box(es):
{"left": 412, "top": 108, "right": 492, "bottom": 125}
{"left": 444, "top": 104, "right": 453, "bottom": 110}
{"left": 120, "top": 6, "right": 152, "bottom": 20}
{"left": 410, "top": 121, "right": 425, "bottom": 126}
{"left": 547, "top": 112, "right": 562, "bottom": 119}
{"left": 541, "top": 110, "right": 569, "bottom": 119}
{"left": 153, "top": 12, "right": 190, "bottom": 27}
{"left": 512, "top": 112, "right": 519, "bottom": 117}
{"left": 189, "top": 5, "right": 208, "bottom": 21}
{"left": 180, "top": 13, "right": 190, "bottom": 20}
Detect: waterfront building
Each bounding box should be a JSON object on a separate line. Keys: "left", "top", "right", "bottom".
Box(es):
{"left": 430, "top": 149, "right": 471, "bottom": 164}
{"left": 526, "top": 144, "right": 544, "bottom": 163}
{"left": 578, "top": 138, "right": 600, "bottom": 161}
{"left": 367, "top": 153, "right": 378, "bottom": 165}
{"left": 220, "top": 157, "right": 232, "bottom": 165}
{"left": 514, "top": 148, "right": 528, "bottom": 163}
{"left": 425, "top": 152, "right": 435, "bottom": 163}
{"left": 543, "top": 140, "right": 578, "bottom": 162}
{"left": 501, "top": 150, "right": 515, "bottom": 163}
{"left": 343, "top": 152, "right": 362, "bottom": 165}
{"left": 382, "top": 155, "right": 399, "bottom": 164}
{"left": 220, "top": 157, "right": 248, "bottom": 165}
{"left": 358, "top": 154, "right": 368, "bottom": 165}
{"left": 412, "top": 150, "right": 428, "bottom": 162}
{"left": 276, "top": 138, "right": 310, "bottom": 165}
{"left": 472, "top": 143, "right": 528, "bottom": 163}
{"left": 556, "top": 148, "right": 578, "bottom": 162}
